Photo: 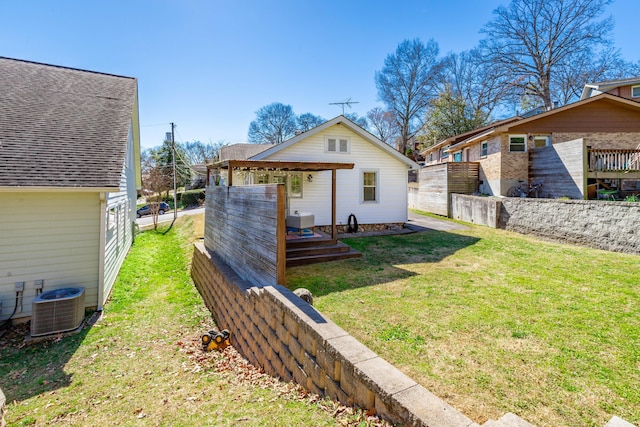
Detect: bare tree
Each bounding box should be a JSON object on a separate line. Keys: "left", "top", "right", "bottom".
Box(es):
{"left": 248, "top": 102, "right": 297, "bottom": 144}
{"left": 344, "top": 112, "right": 368, "bottom": 130}
{"left": 366, "top": 107, "right": 398, "bottom": 144}
{"left": 480, "top": 0, "right": 618, "bottom": 109}
{"left": 141, "top": 149, "right": 173, "bottom": 230}
{"left": 297, "top": 113, "right": 325, "bottom": 132}
{"left": 442, "top": 49, "right": 513, "bottom": 118}
{"left": 181, "top": 140, "right": 228, "bottom": 165}
{"left": 375, "top": 38, "right": 442, "bottom": 155}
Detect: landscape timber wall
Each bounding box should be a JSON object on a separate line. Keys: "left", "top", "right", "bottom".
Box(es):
{"left": 205, "top": 184, "right": 286, "bottom": 287}
{"left": 191, "top": 242, "right": 477, "bottom": 427}
{"left": 450, "top": 194, "right": 640, "bottom": 254}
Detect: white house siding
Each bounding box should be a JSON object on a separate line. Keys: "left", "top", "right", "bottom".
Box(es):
{"left": 103, "top": 126, "right": 137, "bottom": 307}
{"left": 262, "top": 123, "right": 410, "bottom": 226}
{"left": 0, "top": 192, "right": 100, "bottom": 320}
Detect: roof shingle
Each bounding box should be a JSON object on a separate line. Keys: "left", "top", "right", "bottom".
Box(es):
{"left": 0, "top": 57, "right": 137, "bottom": 188}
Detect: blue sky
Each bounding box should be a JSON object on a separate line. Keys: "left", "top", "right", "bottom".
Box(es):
{"left": 1, "top": 1, "right": 638, "bottom": 149}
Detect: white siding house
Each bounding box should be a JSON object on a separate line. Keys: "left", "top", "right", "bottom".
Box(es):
{"left": 231, "top": 116, "right": 418, "bottom": 228}
{"left": 0, "top": 57, "right": 141, "bottom": 324}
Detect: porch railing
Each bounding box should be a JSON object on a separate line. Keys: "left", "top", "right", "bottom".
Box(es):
{"left": 588, "top": 148, "right": 640, "bottom": 172}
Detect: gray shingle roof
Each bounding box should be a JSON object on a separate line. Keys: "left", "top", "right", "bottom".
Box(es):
{"left": 220, "top": 143, "right": 275, "bottom": 161}
{"left": 0, "top": 57, "right": 137, "bottom": 188}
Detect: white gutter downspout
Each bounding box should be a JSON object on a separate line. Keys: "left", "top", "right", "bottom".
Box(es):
{"left": 98, "top": 192, "right": 106, "bottom": 311}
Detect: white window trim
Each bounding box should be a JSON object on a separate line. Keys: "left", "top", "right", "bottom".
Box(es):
{"left": 325, "top": 136, "right": 350, "bottom": 154}
{"left": 107, "top": 206, "right": 117, "bottom": 230}
{"left": 533, "top": 135, "right": 552, "bottom": 147}
{"left": 288, "top": 172, "right": 303, "bottom": 199}
{"left": 360, "top": 169, "right": 379, "bottom": 204}
{"left": 632, "top": 85, "right": 640, "bottom": 98}
{"left": 509, "top": 134, "right": 527, "bottom": 153}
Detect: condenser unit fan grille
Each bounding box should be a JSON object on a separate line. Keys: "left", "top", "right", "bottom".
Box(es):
{"left": 31, "top": 287, "right": 85, "bottom": 337}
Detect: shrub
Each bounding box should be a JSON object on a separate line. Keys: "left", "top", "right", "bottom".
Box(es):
{"left": 180, "top": 189, "right": 206, "bottom": 206}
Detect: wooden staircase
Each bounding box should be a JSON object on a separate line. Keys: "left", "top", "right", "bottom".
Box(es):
{"left": 286, "top": 235, "right": 361, "bottom": 267}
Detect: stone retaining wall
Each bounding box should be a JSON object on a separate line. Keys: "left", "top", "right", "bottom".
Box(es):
{"left": 450, "top": 194, "right": 640, "bottom": 254}
{"left": 316, "top": 223, "right": 405, "bottom": 234}
{"left": 499, "top": 198, "right": 640, "bottom": 254}
{"left": 191, "top": 241, "right": 478, "bottom": 427}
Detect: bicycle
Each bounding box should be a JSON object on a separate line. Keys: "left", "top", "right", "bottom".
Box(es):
{"left": 506, "top": 180, "right": 543, "bottom": 198}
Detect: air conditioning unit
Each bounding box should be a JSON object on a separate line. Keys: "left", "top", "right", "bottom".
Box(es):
{"left": 31, "top": 287, "right": 86, "bottom": 337}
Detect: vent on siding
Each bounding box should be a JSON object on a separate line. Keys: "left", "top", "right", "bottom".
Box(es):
{"left": 31, "top": 287, "right": 85, "bottom": 337}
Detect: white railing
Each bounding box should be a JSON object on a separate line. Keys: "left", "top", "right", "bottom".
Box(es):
{"left": 588, "top": 148, "right": 640, "bottom": 172}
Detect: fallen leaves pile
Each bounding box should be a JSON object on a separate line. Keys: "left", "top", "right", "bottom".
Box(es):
{"left": 178, "top": 334, "right": 393, "bottom": 427}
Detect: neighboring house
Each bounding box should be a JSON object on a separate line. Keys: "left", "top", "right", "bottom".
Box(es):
{"left": 220, "top": 142, "right": 274, "bottom": 161}
{"left": 0, "top": 57, "right": 141, "bottom": 324}
{"left": 214, "top": 115, "right": 418, "bottom": 231}
{"left": 187, "top": 163, "right": 208, "bottom": 189}
{"left": 420, "top": 93, "right": 640, "bottom": 199}
{"left": 581, "top": 76, "right": 640, "bottom": 101}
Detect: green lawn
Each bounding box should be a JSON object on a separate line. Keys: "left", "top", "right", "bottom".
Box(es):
{"left": 287, "top": 212, "right": 640, "bottom": 426}
{"left": 0, "top": 216, "right": 383, "bottom": 427}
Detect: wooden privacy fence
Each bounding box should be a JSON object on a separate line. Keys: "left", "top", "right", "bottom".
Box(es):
{"left": 205, "top": 184, "right": 286, "bottom": 287}
{"left": 415, "top": 163, "right": 479, "bottom": 216}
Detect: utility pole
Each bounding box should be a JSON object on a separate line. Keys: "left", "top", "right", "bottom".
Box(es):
{"left": 171, "top": 122, "right": 177, "bottom": 221}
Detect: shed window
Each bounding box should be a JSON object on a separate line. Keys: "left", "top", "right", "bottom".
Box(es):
{"left": 289, "top": 172, "right": 303, "bottom": 198}
{"left": 362, "top": 170, "right": 378, "bottom": 203}
{"left": 509, "top": 135, "right": 526, "bottom": 152}
{"left": 632, "top": 85, "right": 640, "bottom": 98}
{"left": 327, "top": 137, "right": 349, "bottom": 153}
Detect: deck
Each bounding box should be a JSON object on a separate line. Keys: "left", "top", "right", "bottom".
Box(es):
{"left": 588, "top": 148, "right": 640, "bottom": 179}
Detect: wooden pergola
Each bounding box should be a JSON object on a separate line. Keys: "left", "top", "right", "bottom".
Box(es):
{"left": 208, "top": 160, "right": 354, "bottom": 240}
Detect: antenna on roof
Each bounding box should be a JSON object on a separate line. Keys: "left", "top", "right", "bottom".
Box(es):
{"left": 329, "top": 97, "right": 359, "bottom": 115}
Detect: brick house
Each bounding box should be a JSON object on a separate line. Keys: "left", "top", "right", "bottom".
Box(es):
{"left": 420, "top": 93, "right": 640, "bottom": 199}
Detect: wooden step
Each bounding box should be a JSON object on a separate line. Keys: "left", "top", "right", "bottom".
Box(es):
{"left": 286, "top": 237, "right": 338, "bottom": 249}
{"left": 287, "top": 241, "right": 351, "bottom": 257}
{"left": 286, "top": 248, "right": 362, "bottom": 267}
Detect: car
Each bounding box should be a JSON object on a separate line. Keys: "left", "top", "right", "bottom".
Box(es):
{"left": 136, "top": 202, "right": 170, "bottom": 218}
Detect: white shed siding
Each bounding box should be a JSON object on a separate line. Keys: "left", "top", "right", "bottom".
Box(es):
{"left": 103, "top": 126, "right": 137, "bottom": 306}
{"left": 263, "top": 123, "right": 409, "bottom": 225}
{"left": 0, "top": 192, "right": 100, "bottom": 320}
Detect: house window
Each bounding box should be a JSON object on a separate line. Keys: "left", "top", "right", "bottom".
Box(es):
{"left": 289, "top": 172, "right": 303, "bottom": 198}
{"left": 481, "top": 141, "right": 488, "bottom": 157}
{"left": 326, "top": 137, "right": 349, "bottom": 153}
{"left": 534, "top": 135, "right": 551, "bottom": 148}
{"left": 441, "top": 145, "right": 450, "bottom": 159}
{"left": 362, "top": 170, "right": 378, "bottom": 203}
{"left": 509, "top": 135, "right": 526, "bottom": 152}
{"left": 107, "top": 206, "right": 117, "bottom": 230}
{"left": 632, "top": 85, "right": 640, "bottom": 98}
{"left": 256, "top": 172, "right": 269, "bottom": 184}
{"left": 429, "top": 153, "right": 433, "bottom": 162}
{"left": 453, "top": 151, "right": 462, "bottom": 162}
